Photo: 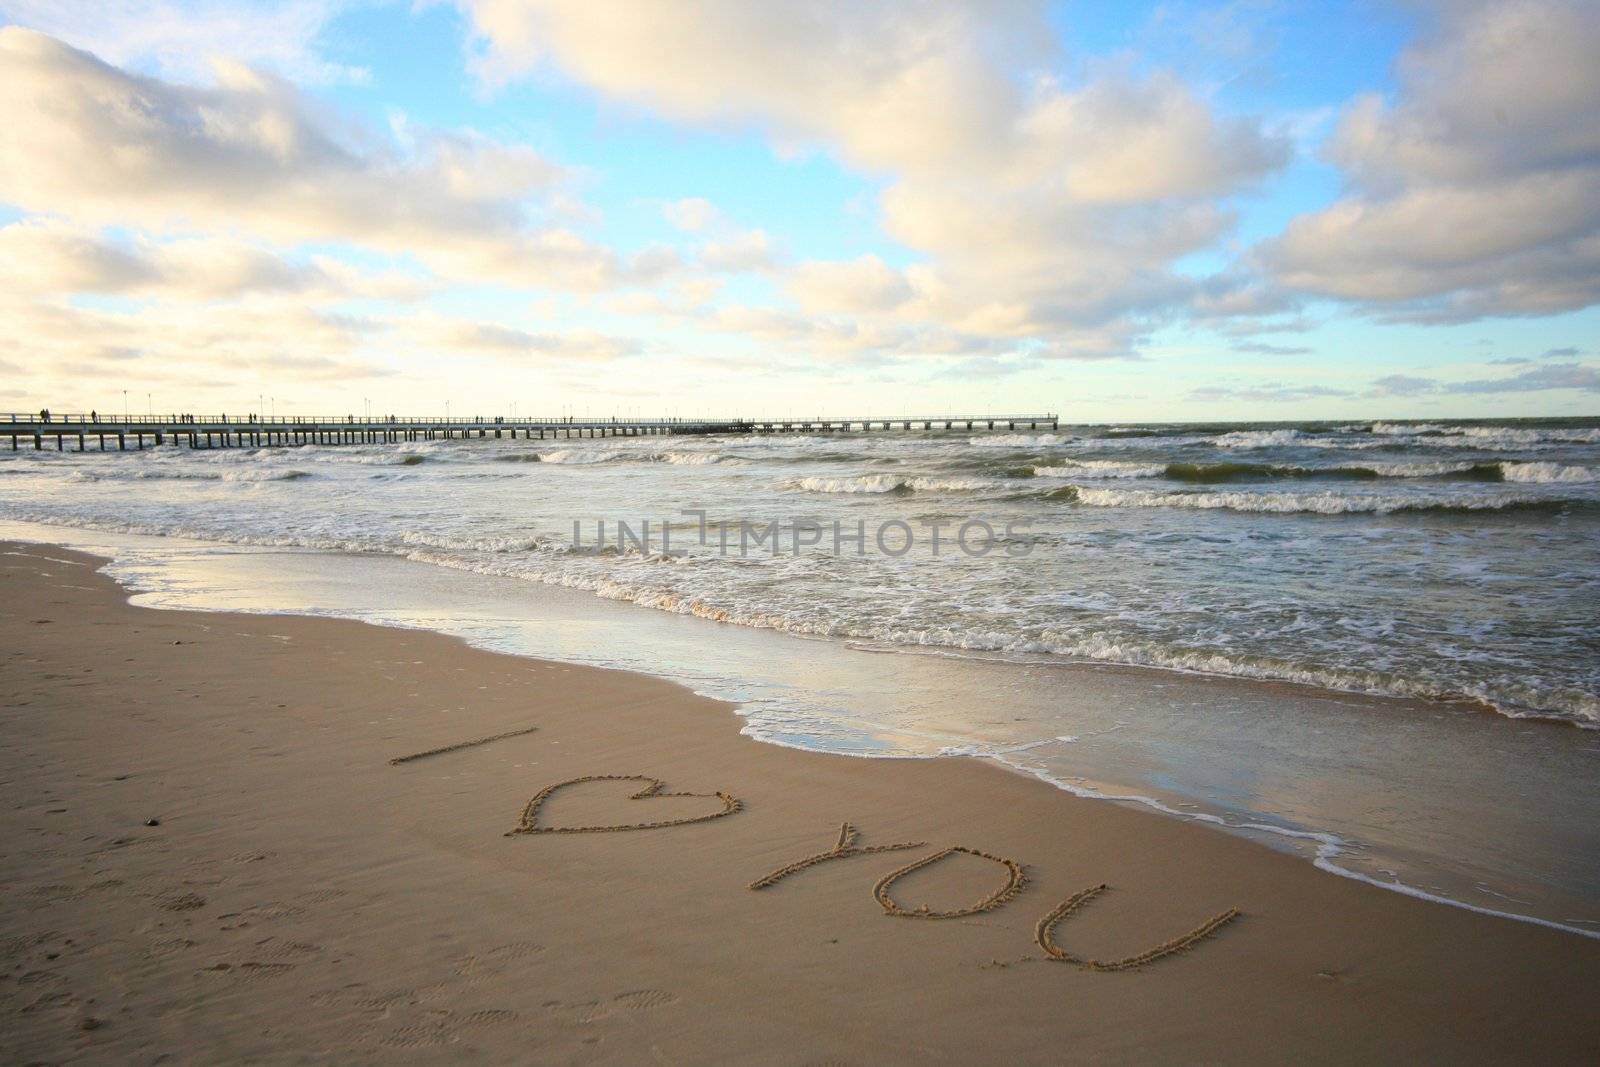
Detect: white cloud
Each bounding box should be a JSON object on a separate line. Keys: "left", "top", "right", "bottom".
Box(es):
{"left": 410, "top": 317, "right": 644, "bottom": 361}
{"left": 454, "top": 0, "right": 1289, "bottom": 357}
{"left": 0, "top": 219, "right": 429, "bottom": 301}
{"left": 699, "top": 230, "right": 778, "bottom": 273}
{"left": 457, "top": 0, "right": 1046, "bottom": 173}
{"left": 0, "top": 0, "right": 367, "bottom": 84}
{"left": 788, "top": 255, "right": 913, "bottom": 315}
{"left": 0, "top": 292, "right": 393, "bottom": 387}
{"left": 1261, "top": 0, "right": 1600, "bottom": 322}
{"left": 662, "top": 197, "right": 721, "bottom": 232}
{"left": 0, "top": 28, "right": 673, "bottom": 292}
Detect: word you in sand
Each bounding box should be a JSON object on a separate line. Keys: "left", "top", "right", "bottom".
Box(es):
{"left": 506, "top": 778, "right": 1241, "bottom": 970}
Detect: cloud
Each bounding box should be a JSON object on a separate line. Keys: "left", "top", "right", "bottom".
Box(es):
{"left": 662, "top": 197, "right": 721, "bottom": 232}
{"left": 787, "top": 255, "right": 913, "bottom": 315}
{"left": 412, "top": 318, "right": 643, "bottom": 361}
{"left": 1448, "top": 362, "right": 1600, "bottom": 394}
{"left": 1230, "top": 341, "right": 1313, "bottom": 356}
{"left": 1261, "top": 1, "right": 1600, "bottom": 322}
{"left": 1366, "top": 363, "right": 1600, "bottom": 397}
{"left": 0, "top": 292, "right": 394, "bottom": 385}
{"left": 1542, "top": 346, "right": 1581, "bottom": 359}
{"left": 1366, "top": 374, "right": 1438, "bottom": 398}
{"left": 698, "top": 230, "right": 778, "bottom": 273}
{"left": 0, "top": 29, "right": 672, "bottom": 292}
{"left": 707, "top": 304, "right": 1008, "bottom": 363}
{"left": 0, "top": 219, "right": 428, "bottom": 301}
{"left": 454, "top": 0, "right": 1289, "bottom": 355}
{"left": 0, "top": 0, "right": 367, "bottom": 84}
{"left": 1188, "top": 383, "right": 1351, "bottom": 403}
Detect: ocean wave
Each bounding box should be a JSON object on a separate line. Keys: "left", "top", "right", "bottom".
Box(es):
{"left": 658, "top": 450, "right": 731, "bottom": 465}
{"left": 1165, "top": 460, "right": 1503, "bottom": 482}
{"left": 395, "top": 546, "right": 1600, "bottom": 727}
{"left": 793, "top": 474, "right": 906, "bottom": 494}
{"left": 1461, "top": 426, "right": 1600, "bottom": 445}
{"left": 792, "top": 474, "right": 998, "bottom": 494}
{"left": 1065, "top": 485, "right": 1580, "bottom": 515}
{"left": 1027, "top": 460, "right": 1509, "bottom": 483}
{"left": 1031, "top": 461, "right": 1165, "bottom": 479}
{"left": 1500, "top": 461, "right": 1596, "bottom": 483}
{"left": 968, "top": 433, "right": 1067, "bottom": 448}
{"left": 505, "top": 447, "right": 734, "bottom": 466}
{"left": 304, "top": 450, "right": 427, "bottom": 466}
{"left": 66, "top": 467, "right": 312, "bottom": 483}
{"left": 1363, "top": 461, "right": 1487, "bottom": 478}
{"left": 1365, "top": 424, "right": 1600, "bottom": 449}
{"left": 1370, "top": 422, "right": 1449, "bottom": 436}
{"left": 1215, "top": 429, "right": 1303, "bottom": 449}
{"left": 397, "top": 530, "right": 553, "bottom": 554}
{"left": 537, "top": 449, "right": 619, "bottom": 464}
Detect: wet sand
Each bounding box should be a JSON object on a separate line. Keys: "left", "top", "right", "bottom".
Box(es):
{"left": 2, "top": 542, "right": 1598, "bottom": 1063}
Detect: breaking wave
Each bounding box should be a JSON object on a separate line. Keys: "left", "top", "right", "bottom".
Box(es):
{"left": 67, "top": 467, "right": 313, "bottom": 483}
{"left": 1064, "top": 485, "right": 1581, "bottom": 515}
{"left": 792, "top": 474, "right": 999, "bottom": 494}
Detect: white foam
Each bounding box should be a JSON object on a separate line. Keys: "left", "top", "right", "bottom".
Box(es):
{"left": 1215, "top": 429, "right": 1302, "bottom": 448}
{"left": 1370, "top": 422, "right": 1448, "bottom": 436}
{"left": 67, "top": 467, "right": 311, "bottom": 483}
{"left": 1500, "top": 461, "right": 1596, "bottom": 483}
{"left": 1072, "top": 485, "right": 1550, "bottom": 515}
{"left": 537, "top": 448, "right": 618, "bottom": 464}
{"left": 1365, "top": 461, "right": 1480, "bottom": 477}
{"left": 1033, "top": 460, "right": 1165, "bottom": 479}
{"left": 792, "top": 474, "right": 905, "bottom": 494}
{"left": 904, "top": 476, "right": 1000, "bottom": 492}
{"left": 968, "top": 433, "right": 1066, "bottom": 447}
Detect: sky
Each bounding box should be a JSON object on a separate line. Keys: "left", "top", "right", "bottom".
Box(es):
{"left": 0, "top": 0, "right": 1596, "bottom": 421}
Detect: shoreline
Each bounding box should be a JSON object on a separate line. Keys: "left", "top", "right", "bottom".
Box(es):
{"left": 5, "top": 503, "right": 1594, "bottom": 732}
{"left": 3, "top": 540, "right": 1599, "bottom": 1061}
{"left": 5, "top": 517, "right": 1599, "bottom": 938}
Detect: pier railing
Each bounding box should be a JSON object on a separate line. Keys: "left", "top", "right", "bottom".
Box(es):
{"left": 2, "top": 412, "right": 1058, "bottom": 427}
{"left": 1, "top": 412, "right": 1059, "bottom": 451}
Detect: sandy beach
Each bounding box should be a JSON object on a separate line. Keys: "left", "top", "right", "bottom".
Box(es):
{"left": 3, "top": 540, "right": 1598, "bottom": 1063}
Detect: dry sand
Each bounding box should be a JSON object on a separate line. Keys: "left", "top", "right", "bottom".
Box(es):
{"left": 2, "top": 541, "right": 1598, "bottom": 1063}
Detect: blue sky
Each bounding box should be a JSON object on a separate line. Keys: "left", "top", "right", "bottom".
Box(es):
{"left": 0, "top": 1, "right": 1594, "bottom": 419}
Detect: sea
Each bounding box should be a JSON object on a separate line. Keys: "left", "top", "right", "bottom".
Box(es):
{"left": 3, "top": 416, "right": 1598, "bottom": 935}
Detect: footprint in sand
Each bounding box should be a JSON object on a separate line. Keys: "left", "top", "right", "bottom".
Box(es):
{"left": 372, "top": 1008, "right": 520, "bottom": 1049}
{"left": 146, "top": 937, "right": 199, "bottom": 959}
{"left": 612, "top": 989, "right": 678, "bottom": 1011}
{"left": 456, "top": 1009, "right": 521, "bottom": 1030}
{"left": 157, "top": 891, "right": 208, "bottom": 912}
{"left": 552, "top": 989, "right": 680, "bottom": 1024}
{"left": 199, "top": 961, "right": 297, "bottom": 982}
{"left": 19, "top": 989, "right": 78, "bottom": 1015}
{"left": 452, "top": 941, "right": 545, "bottom": 981}
{"left": 24, "top": 884, "right": 82, "bottom": 908}
{"left": 251, "top": 938, "right": 322, "bottom": 961}
{"left": 237, "top": 900, "right": 308, "bottom": 921}
{"left": 296, "top": 887, "right": 347, "bottom": 905}
{"left": 377, "top": 1022, "right": 451, "bottom": 1050}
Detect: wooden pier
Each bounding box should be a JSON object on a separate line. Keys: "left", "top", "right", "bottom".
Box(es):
{"left": 2, "top": 413, "right": 1059, "bottom": 451}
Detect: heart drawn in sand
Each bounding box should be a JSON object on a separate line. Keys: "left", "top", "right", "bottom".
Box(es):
{"left": 506, "top": 774, "right": 743, "bottom": 836}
